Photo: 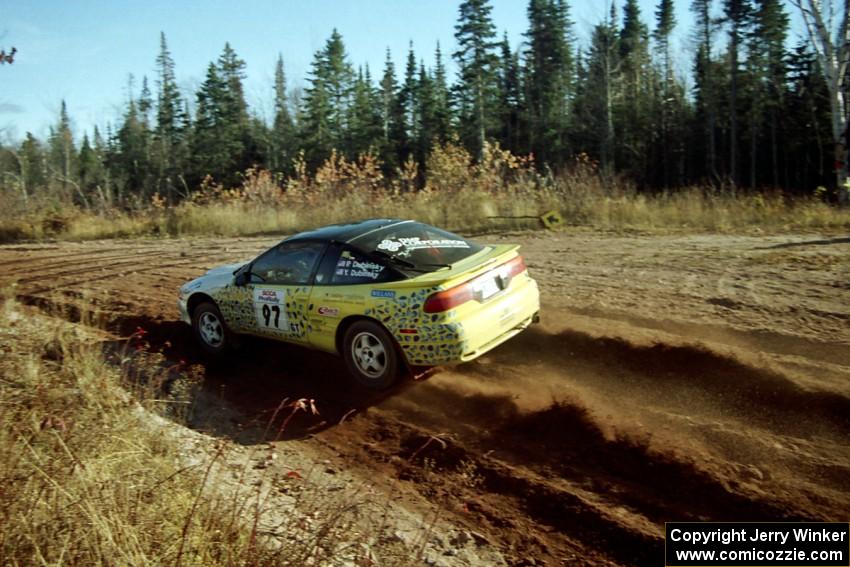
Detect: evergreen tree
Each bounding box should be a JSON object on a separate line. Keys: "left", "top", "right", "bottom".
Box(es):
{"left": 138, "top": 76, "right": 153, "bottom": 128}
{"left": 48, "top": 100, "right": 76, "bottom": 192}
{"left": 92, "top": 126, "right": 112, "bottom": 201}
{"left": 617, "top": 0, "right": 653, "bottom": 181}
{"left": 116, "top": 78, "right": 152, "bottom": 198}
{"left": 785, "top": 40, "right": 831, "bottom": 192}
{"left": 217, "top": 43, "right": 250, "bottom": 126}
{"left": 77, "top": 133, "right": 94, "bottom": 185}
{"left": 191, "top": 63, "right": 232, "bottom": 183}
{"left": 379, "top": 48, "right": 406, "bottom": 170}
{"left": 322, "top": 30, "right": 354, "bottom": 151}
{"left": 573, "top": 9, "right": 620, "bottom": 172}
{"left": 20, "top": 132, "right": 47, "bottom": 195}
{"left": 191, "top": 43, "right": 254, "bottom": 186}
{"left": 723, "top": 0, "right": 753, "bottom": 184}
{"left": 524, "top": 0, "right": 574, "bottom": 164}
{"left": 348, "top": 66, "right": 383, "bottom": 157}
{"left": 497, "top": 34, "right": 523, "bottom": 154}
{"left": 453, "top": 0, "right": 500, "bottom": 158}
{"left": 77, "top": 133, "right": 106, "bottom": 202}
{"left": 432, "top": 42, "right": 453, "bottom": 142}
{"left": 154, "top": 32, "right": 187, "bottom": 201}
{"left": 691, "top": 0, "right": 719, "bottom": 180}
{"left": 271, "top": 54, "right": 295, "bottom": 173}
{"left": 415, "top": 62, "right": 437, "bottom": 164}
{"left": 654, "top": 0, "right": 676, "bottom": 83}
{"left": 653, "top": 0, "right": 677, "bottom": 186}
{"left": 744, "top": 0, "right": 788, "bottom": 187}
{"left": 401, "top": 43, "right": 419, "bottom": 147}
{"left": 221, "top": 42, "right": 262, "bottom": 173}
{"left": 302, "top": 50, "right": 334, "bottom": 168}
{"left": 301, "top": 30, "right": 353, "bottom": 167}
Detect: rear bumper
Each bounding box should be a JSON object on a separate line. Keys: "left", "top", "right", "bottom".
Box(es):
{"left": 458, "top": 278, "right": 540, "bottom": 360}
{"left": 459, "top": 311, "right": 537, "bottom": 361}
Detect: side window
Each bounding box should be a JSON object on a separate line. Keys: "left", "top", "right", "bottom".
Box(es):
{"left": 333, "top": 248, "right": 390, "bottom": 284}
{"left": 250, "top": 241, "right": 326, "bottom": 285}
{"left": 314, "top": 244, "right": 396, "bottom": 285}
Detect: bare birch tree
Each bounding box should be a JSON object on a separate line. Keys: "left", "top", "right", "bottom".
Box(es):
{"left": 790, "top": 0, "right": 850, "bottom": 204}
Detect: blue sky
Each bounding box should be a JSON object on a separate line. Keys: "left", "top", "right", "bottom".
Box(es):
{"left": 0, "top": 0, "right": 795, "bottom": 142}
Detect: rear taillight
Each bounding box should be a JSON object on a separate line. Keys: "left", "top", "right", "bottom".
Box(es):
{"left": 423, "top": 255, "right": 527, "bottom": 313}
{"left": 500, "top": 255, "right": 527, "bottom": 279}
{"left": 423, "top": 283, "right": 473, "bottom": 313}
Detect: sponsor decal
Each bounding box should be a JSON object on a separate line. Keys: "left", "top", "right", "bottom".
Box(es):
{"left": 255, "top": 289, "right": 281, "bottom": 303}
{"left": 371, "top": 290, "right": 396, "bottom": 299}
{"left": 376, "top": 237, "right": 469, "bottom": 253}
{"left": 317, "top": 306, "right": 340, "bottom": 317}
{"left": 335, "top": 257, "right": 385, "bottom": 280}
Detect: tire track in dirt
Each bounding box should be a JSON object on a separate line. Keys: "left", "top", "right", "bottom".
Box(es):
{"left": 564, "top": 306, "right": 850, "bottom": 368}
{"left": 16, "top": 260, "right": 218, "bottom": 299}
{"left": 490, "top": 326, "right": 850, "bottom": 437}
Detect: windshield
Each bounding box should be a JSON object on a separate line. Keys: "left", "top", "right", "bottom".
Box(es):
{"left": 350, "top": 221, "right": 485, "bottom": 270}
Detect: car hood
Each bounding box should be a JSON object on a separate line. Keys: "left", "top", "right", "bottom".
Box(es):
{"left": 180, "top": 262, "right": 244, "bottom": 295}
{"left": 205, "top": 263, "right": 244, "bottom": 277}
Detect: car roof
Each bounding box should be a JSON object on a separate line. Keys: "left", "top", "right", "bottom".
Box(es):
{"left": 284, "top": 218, "right": 412, "bottom": 245}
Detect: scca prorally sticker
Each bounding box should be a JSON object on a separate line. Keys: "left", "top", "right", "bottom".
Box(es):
{"left": 253, "top": 288, "right": 290, "bottom": 332}
{"left": 317, "top": 306, "right": 340, "bottom": 317}
{"left": 371, "top": 290, "right": 396, "bottom": 299}
{"left": 377, "top": 237, "right": 469, "bottom": 253}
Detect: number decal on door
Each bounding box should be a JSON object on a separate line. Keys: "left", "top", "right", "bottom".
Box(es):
{"left": 261, "top": 304, "right": 282, "bottom": 328}
{"left": 253, "top": 288, "right": 289, "bottom": 333}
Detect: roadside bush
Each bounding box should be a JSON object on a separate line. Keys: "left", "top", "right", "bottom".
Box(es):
{"left": 1, "top": 142, "right": 848, "bottom": 243}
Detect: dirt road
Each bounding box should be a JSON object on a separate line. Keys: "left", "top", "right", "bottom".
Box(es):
{"left": 2, "top": 230, "right": 848, "bottom": 565}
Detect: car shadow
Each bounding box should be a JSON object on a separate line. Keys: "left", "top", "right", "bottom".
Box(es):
{"left": 106, "top": 317, "right": 422, "bottom": 445}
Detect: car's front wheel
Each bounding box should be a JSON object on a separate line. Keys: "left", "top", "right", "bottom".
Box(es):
{"left": 343, "top": 320, "right": 400, "bottom": 390}
{"left": 192, "top": 302, "right": 230, "bottom": 354}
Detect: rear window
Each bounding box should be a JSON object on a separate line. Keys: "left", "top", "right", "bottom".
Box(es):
{"left": 351, "top": 221, "right": 485, "bottom": 270}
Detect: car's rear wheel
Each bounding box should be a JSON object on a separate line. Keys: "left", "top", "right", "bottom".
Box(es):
{"left": 343, "top": 320, "right": 400, "bottom": 390}
{"left": 192, "top": 302, "right": 230, "bottom": 354}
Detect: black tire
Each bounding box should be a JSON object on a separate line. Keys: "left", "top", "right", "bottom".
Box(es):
{"left": 343, "top": 320, "right": 400, "bottom": 390}
{"left": 192, "top": 302, "right": 230, "bottom": 355}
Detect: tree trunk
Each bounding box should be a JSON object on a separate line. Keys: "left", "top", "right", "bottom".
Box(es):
{"left": 730, "top": 33, "right": 738, "bottom": 186}
{"left": 750, "top": 114, "right": 758, "bottom": 189}
{"left": 792, "top": 0, "right": 850, "bottom": 204}
{"left": 770, "top": 108, "right": 779, "bottom": 188}
{"left": 829, "top": 90, "right": 849, "bottom": 204}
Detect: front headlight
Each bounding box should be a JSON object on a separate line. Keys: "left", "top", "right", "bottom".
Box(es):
{"left": 178, "top": 283, "right": 194, "bottom": 299}
{"left": 180, "top": 279, "right": 203, "bottom": 299}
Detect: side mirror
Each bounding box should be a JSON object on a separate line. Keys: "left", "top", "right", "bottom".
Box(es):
{"left": 234, "top": 272, "right": 249, "bottom": 287}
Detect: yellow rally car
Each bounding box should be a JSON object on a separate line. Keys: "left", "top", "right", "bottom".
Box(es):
{"left": 178, "top": 219, "right": 540, "bottom": 389}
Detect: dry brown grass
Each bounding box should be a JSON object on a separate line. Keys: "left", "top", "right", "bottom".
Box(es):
{"left": 1, "top": 142, "right": 848, "bottom": 243}
{"left": 0, "top": 299, "right": 256, "bottom": 564}
{"left": 0, "top": 295, "right": 418, "bottom": 566}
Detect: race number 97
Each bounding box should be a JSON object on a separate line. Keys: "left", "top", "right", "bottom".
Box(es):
{"left": 262, "top": 304, "right": 281, "bottom": 328}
